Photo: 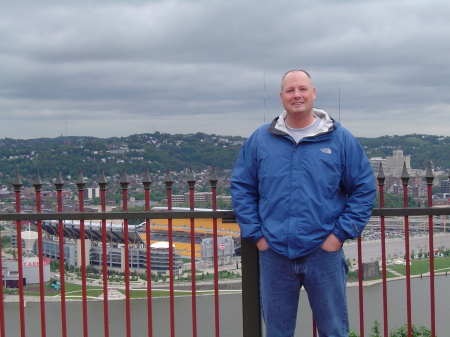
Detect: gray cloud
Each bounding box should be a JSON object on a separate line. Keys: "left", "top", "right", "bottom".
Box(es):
{"left": 1, "top": 0, "right": 450, "bottom": 139}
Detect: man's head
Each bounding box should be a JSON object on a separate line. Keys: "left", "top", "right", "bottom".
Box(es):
{"left": 280, "top": 70, "right": 316, "bottom": 124}
{"left": 280, "top": 70, "right": 313, "bottom": 90}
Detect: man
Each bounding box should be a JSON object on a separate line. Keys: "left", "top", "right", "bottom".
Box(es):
{"left": 230, "top": 70, "right": 376, "bottom": 337}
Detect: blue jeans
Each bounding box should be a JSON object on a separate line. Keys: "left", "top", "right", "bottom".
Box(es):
{"left": 259, "top": 247, "right": 349, "bottom": 337}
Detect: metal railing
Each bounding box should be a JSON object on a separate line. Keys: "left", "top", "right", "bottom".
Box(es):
{"left": 241, "top": 162, "right": 450, "bottom": 337}
{"left": 1, "top": 162, "right": 450, "bottom": 337}
{"left": 0, "top": 167, "right": 236, "bottom": 337}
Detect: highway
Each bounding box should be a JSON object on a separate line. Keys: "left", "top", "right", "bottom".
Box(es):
{"left": 344, "top": 231, "right": 450, "bottom": 263}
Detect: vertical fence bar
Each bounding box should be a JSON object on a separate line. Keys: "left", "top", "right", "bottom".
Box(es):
{"left": 33, "top": 170, "right": 47, "bottom": 337}
{"left": 425, "top": 163, "right": 436, "bottom": 337}
{"left": 54, "top": 169, "right": 68, "bottom": 337}
{"left": 120, "top": 169, "right": 132, "bottom": 337}
{"left": 0, "top": 184, "right": 4, "bottom": 337}
{"left": 187, "top": 167, "right": 198, "bottom": 337}
{"left": 13, "top": 171, "right": 26, "bottom": 337}
{"left": 357, "top": 235, "right": 365, "bottom": 337}
{"left": 0, "top": 210, "right": 4, "bottom": 337}
{"left": 76, "top": 170, "right": 89, "bottom": 337}
{"left": 376, "top": 164, "right": 389, "bottom": 337}
{"left": 164, "top": 168, "right": 176, "bottom": 337}
{"left": 98, "top": 168, "right": 110, "bottom": 337}
{"left": 142, "top": 168, "right": 153, "bottom": 337}
{"left": 241, "top": 238, "right": 261, "bottom": 337}
{"left": 400, "top": 163, "right": 412, "bottom": 337}
{"left": 209, "top": 166, "right": 220, "bottom": 337}
{"left": 312, "top": 318, "right": 317, "bottom": 337}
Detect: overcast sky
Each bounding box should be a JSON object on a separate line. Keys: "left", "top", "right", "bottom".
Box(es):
{"left": 1, "top": 0, "right": 449, "bottom": 140}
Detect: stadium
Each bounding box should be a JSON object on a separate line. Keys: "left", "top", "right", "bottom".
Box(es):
{"left": 22, "top": 208, "right": 241, "bottom": 276}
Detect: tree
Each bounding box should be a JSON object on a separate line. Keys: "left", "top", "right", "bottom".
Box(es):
{"left": 369, "top": 320, "right": 381, "bottom": 337}
{"left": 1, "top": 236, "right": 11, "bottom": 248}
{"left": 91, "top": 197, "right": 101, "bottom": 205}
{"left": 346, "top": 258, "right": 352, "bottom": 269}
{"left": 349, "top": 321, "right": 432, "bottom": 337}
{"left": 389, "top": 324, "right": 432, "bottom": 337}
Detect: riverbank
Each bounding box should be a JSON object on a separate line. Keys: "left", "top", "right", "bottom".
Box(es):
{"left": 6, "top": 269, "right": 450, "bottom": 303}
{"left": 5, "top": 233, "right": 450, "bottom": 303}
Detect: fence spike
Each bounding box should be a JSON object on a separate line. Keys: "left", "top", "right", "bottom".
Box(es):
{"left": 187, "top": 166, "right": 196, "bottom": 189}
{"left": 13, "top": 170, "right": 22, "bottom": 191}
{"left": 377, "top": 162, "right": 385, "bottom": 186}
{"left": 120, "top": 168, "right": 129, "bottom": 190}
{"left": 401, "top": 162, "right": 410, "bottom": 185}
{"left": 164, "top": 167, "right": 173, "bottom": 189}
{"left": 425, "top": 162, "right": 434, "bottom": 185}
{"left": 33, "top": 170, "right": 43, "bottom": 192}
{"left": 209, "top": 166, "right": 218, "bottom": 188}
{"left": 54, "top": 169, "right": 64, "bottom": 191}
{"left": 98, "top": 168, "right": 108, "bottom": 190}
{"left": 76, "top": 170, "right": 86, "bottom": 190}
{"left": 142, "top": 168, "right": 152, "bottom": 190}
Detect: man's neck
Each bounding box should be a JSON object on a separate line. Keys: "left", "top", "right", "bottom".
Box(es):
{"left": 285, "top": 113, "right": 316, "bottom": 129}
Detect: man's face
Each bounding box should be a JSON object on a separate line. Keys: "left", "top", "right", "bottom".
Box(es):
{"left": 279, "top": 71, "right": 316, "bottom": 118}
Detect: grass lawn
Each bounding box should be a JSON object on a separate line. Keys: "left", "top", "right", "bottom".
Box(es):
{"left": 129, "top": 289, "right": 200, "bottom": 298}
{"left": 22, "top": 281, "right": 238, "bottom": 299}
{"left": 23, "top": 283, "right": 103, "bottom": 297}
{"left": 347, "top": 257, "right": 450, "bottom": 282}
{"left": 387, "top": 256, "right": 450, "bottom": 276}
{"left": 20, "top": 257, "right": 450, "bottom": 298}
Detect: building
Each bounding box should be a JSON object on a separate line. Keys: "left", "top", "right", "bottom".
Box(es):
{"left": 386, "top": 149, "right": 411, "bottom": 177}
{"left": 362, "top": 261, "right": 380, "bottom": 280}
{"left": 11, "top": 217, "right": 239, "bottom": 277}
{"left": 84, "top": 187, "right": 100, "bottom": 199}
{"left": 441, "top": 180, "right": 450, "bottom": 194}
{"left": 2, "top": 230, "right": 51, "bottom": 287}
{"left": 169, "top": 192, "right": 232, "bottom": 206}
{"left": 369, "top": 157, "right": 386, "bottom": 176}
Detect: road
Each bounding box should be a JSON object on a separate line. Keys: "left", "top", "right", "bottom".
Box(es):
{"left": 343, "top": 232, "right": 450, "bottom": 262}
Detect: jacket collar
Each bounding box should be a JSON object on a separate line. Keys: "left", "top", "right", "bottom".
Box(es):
{"left": 267, "top": 108, "right": 338, "bottom": 139}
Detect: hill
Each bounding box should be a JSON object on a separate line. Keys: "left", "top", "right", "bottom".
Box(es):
{"left": 358, "top": 134, "right": 450, "bottom": 172}
{"left": 1, "top": 132, "right": 449, "bottom": 184}
{"left": 0, "top": 132, "right": 245, "bottom": 182}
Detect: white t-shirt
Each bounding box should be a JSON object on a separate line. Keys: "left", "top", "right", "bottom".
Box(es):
{"left": 285, "top": 117, "right": 320, "bottom": 143}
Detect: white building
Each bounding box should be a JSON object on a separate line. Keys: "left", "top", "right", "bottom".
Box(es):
{"left": 386, "top": 150, "right": 411, "bottom": 177}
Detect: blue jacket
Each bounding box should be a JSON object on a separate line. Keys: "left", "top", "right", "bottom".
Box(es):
{"left": 230, "top": 109, "right": 376, "bottom": 259}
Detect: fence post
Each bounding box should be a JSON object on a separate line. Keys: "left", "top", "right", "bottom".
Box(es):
{"left": 164, "top": 167, "right": 176, "bottom": 337}
{"left": 142, "top": 168, "right": 153, "bottom": 337}
{"left": 209, "top": 166, "right": 221, "bottom": 337}
{"left": 54, "top": 169, "right": 68, "bottom": 337}
{"left": 33, "top": 170, "right": 47, "bottom": 337}
{"left": 241, "top": 238, "right": 262, "bottom": 337}
{"left": 120, "top": 168, "right": 132, "bottom": 337}
{"left": 98, "top": 168, "right": 110, "bottom": 337}
{"left": 401, "top": 162, "right": 413, "bottom": 337}
{"left": 76, "top": 170, "right": 89, "bottom": 337}
{"left": 13, "top": 171, "right": 26, "bottom": 337}
{"left": 425, "top": 162, "right": 436, "bottom": 337}
{"left": 377, "top": 163, "right": 389, "bottom": 337}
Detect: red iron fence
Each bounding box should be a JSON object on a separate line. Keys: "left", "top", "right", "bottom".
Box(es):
{"left": 0, "top": 163, "right": 449, "bottom": 337}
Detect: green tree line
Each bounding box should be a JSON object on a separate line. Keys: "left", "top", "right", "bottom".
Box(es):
{"left": 1, "top": 132, "right": 450, "bottom": 183}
